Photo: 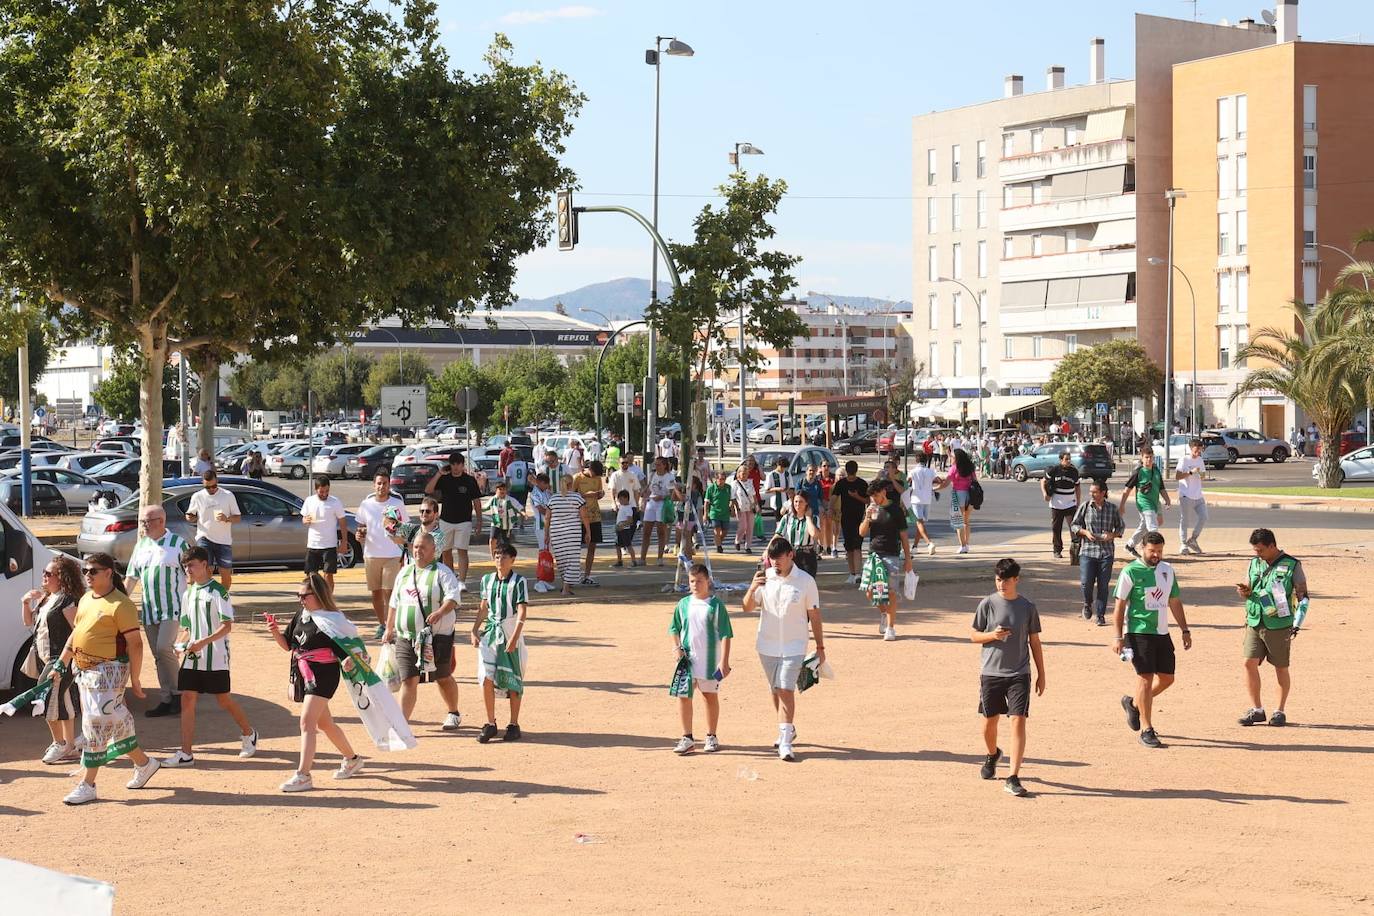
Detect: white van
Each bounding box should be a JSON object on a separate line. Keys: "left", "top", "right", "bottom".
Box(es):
{"left": 0, "top": 502, "right": 56, "bottom": 691}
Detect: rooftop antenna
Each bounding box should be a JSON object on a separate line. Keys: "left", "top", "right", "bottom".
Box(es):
{"left": 1184, "top": 0, "right": 1199, "bottom": 21}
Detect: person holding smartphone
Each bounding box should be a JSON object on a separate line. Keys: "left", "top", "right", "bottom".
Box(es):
{"left": 184, "top": 469, "right": 240, "bottom": 591}
{"left": 858, "top": 480, "right": 912, "bottom": 642}
{"left": 1174, "top": 438, "right": 1209, "bottom": 555}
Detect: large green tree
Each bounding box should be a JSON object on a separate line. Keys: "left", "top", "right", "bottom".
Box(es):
{"left": 487, "top": 349, "right": 569, "bottom": 430}
{"left": 1045, "top": 339, "right": 1163, "bottom": 418}
{"left": 649, "top": 173, "right": 804, "bottom": 447}
{"left": 0, "top": 2, "right": 581, "bottom": 504}
{"left": 431, "top": 360, "right": 502, "bottom": 433}
{"left": 362, "top": 352, "right": 435, "bottom": 410}
{"left": 869, "top": 356, "right": 922, "bottom": 429}
{"left": 559, "top": 333, "right": 654, "bottom": 439}
{"left": 92, "top": 352, "right": 196, "bottom": 425}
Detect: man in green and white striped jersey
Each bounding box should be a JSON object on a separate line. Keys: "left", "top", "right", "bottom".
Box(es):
{"left": 124, "top": 505, "right": 189, "bottom": 718}
{"left": 385, "top": 530, "right": 462, "bottom": 728}
{"left": 471, "top": 541, "right": 529, "bottom": 743}
{"left": 163, "top": 547, "right": 257, "bottom": 768}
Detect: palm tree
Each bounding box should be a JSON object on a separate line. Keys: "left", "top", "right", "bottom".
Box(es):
{"left": 1231, "top": 298, "right": 1360, "bottom": 488}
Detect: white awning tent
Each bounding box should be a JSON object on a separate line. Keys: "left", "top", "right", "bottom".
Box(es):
{"left": 911, "top": 399, "right": 951, "bottom": 419}
{"left": 978, "top": 394, "right": 1053, "bottom": 418}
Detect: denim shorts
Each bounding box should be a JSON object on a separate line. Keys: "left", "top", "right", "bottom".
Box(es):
{"left": 197, "top": 538, "right": 233, "bottom": 571}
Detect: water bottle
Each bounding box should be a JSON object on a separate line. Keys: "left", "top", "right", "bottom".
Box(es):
{"left": 1120, "top": 646, "right": 1134, "bottom": 663}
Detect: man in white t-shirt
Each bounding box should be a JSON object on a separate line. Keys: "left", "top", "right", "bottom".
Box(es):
{"left": 585, "top": 437, "right": 603, "bottom": 463}
{"left": 1174, "top": 438, "right": 1208, "bottom": 555}
{"left": 743, "top": 538, "right": 825, "bottom": 762}
{"left": 356, "top": 469, "right": 410, "bottom": 637}
{"left": 184, "top": 470, "right": 241, "bottom": 590}
{"left": 657, "top": 432, "right": 679, "bottom": 470}
{"left": 301, "top": 475, "right": 349, "bottom": 590}
{"left": 563, "top": 440, "right": 585, "bottom": 476}
{"left": 903, "top": 452, "right": 945, "bottom": 556}
{"left": 608, "top": 455, "right": 642, "bottom": 513}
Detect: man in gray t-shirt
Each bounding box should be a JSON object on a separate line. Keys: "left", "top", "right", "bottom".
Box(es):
{"left": 969, "top": 558, "right": 1046, "bottom": 797}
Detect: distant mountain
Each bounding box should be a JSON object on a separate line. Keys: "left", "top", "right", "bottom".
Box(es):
{"left": 515, "top": 278, "right": 907, "bottom": 319}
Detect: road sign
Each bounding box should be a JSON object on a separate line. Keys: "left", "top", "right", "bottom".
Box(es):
{"left": 455, "top": 386, "right": 480, "bottom": 411}
{"left": 380, "top": 385, "right": 427, "bottom": 430}
{"left": 33, "top": 406, "right": 45, "bottom": 419}
{"left": 1096, "top": 402, "right": 1109, "bottom": 417}
{"left": 714, "top": 402, "right": 724, "bottom": 418}
{"left": 617, "top": 382, "right": 635, "bottom": 415}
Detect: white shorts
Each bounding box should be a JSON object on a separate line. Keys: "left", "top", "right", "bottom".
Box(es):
{"left": 441, "top": 520, "right": 473, "bottom": 551}
{"left": 644, "top": 500, "right": 665, "bottom": 523}
{"left": 693, "top": 677, "right": 720, "bottom": 694}
{"left": 476, "top": 640, "right": 528, "bottom": 683}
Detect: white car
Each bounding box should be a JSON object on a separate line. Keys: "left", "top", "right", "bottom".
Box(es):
{"left": 312, "top": 443, "right": 372, "bottom": 477}
{"left": 1314, "top": 445, "right": 1374, "bottom": 484}
{"left": 438, "top": 425, "right": 469, "bottom": 443}
{"left": 267, "top": 443, "right": 313, "bottom": 478}
{"left": 58, "top": 451, "right": 132, "bottom": 474}
{"left": 0, "top": 502, "right": 57, "bottom": 690}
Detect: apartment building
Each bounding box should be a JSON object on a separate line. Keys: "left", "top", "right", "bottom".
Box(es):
{"left": 1170, "top": 3, "right": 1374, "bottom": 437}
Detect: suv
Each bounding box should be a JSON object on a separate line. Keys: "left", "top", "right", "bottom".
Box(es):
{"left": 1207, "top": 428, "right": 1290, "bottom": 463}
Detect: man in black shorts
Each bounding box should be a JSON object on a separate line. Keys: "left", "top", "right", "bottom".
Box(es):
{"left": 971, "top": 558, "right": 1045, "bottom": 797}
{"left": 1112, "top": 531, "right": 1192, "bottom": 748}
{"left": 831, "top": 460, "right": 869, "bottom": 584}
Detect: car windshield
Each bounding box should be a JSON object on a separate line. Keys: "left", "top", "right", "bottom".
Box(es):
{"left": 88, "top": 459, "right": 123, "bottom": 475}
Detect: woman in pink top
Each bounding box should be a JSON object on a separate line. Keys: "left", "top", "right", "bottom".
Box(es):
{"left": 947, "top": 449, "right": 978, "bottom": 554}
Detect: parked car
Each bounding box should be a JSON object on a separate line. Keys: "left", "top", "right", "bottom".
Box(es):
{"left": 1207, "top": 428, "right": 1290, "bottom": 463}
{"left": 832, "top": 429, "right": 883, "bottom": 455}
{"left": 0, "top": 467, "right": 132, "bottom": 513}
{"left": 267, "top": 443, "right": 313, "bottom": 479}
{"left": 389, "top": 459, "right": 447, "bottom": 503}
{"left": 743, "top": 446, "right": 840, "bottom": 515}
{"left": 345, "top": 443, "right": 404, "bottom": 480}
{"left": 1313, "top": 445, "right": 1374, "bottom": 484}
{"left": 309, "top": 430, "right": 347, "bottom": 447}
{"left": 1151, "top": 433, "right": 1231, "bottom": 470}
{"left": 0, "top": 450, "right": 69, "bottom": 471}
{"left": 486, "top": 434, "right": 535, "bottom": 451}
{"left": 394, "top": 442, "right": 456, "bottom": 467}
{"left": 1313, "top": 431, "right": 1368, "bottom": 458}
{"left": 0, "top": 479, "right": 66, "bottom": 515}
{"left": 93, "top": 437, "right": 141, "bottom": 456}
{"left": 312, "top": 443, "right": 372, "bottom": 478}
{"left": 86, "top": 457, "right": 185, "bottom": 491}
{"left": 437, "top": 425, "right": 469, "bottom": 443}
{"left": 0, "top": 435, "right": 65, "bottom": 452}
{"left": 1010, "top": 442, "right": 1115, "bottom": 482}
{"left": 77, "top": 481, "right": 361, "bottom": 569}
{"left": 747, "top": 417, "right": 804, "bottom": 445}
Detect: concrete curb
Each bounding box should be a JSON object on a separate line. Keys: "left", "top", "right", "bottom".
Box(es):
{"left": 1207, "top": 497, "right": 1374, "bottom": 515}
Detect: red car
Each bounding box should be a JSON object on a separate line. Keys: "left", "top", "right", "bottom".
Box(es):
{"left": 1314, "top": 431, "right": 1367, "bottom": 458}
{"left": 877, "top": 430, "right": 897, "bottom": 455}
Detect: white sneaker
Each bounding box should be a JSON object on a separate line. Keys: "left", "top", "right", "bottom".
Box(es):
{"left": 673, "top": 735, "right": 695, "bottom": 755}
{"left": 280, "top": 772, "right": 314, "bottom": 793}
{"left": 958, "top": 545, "right": 970, "bottom": 555}
{"left": 126, "top": 756, "right": 161, "bottom": 790}
{"left": 703, "top": 735, "right": 720, "bottom": 753}
{"left": 63, "top": 781, "right": 98, "bottom": 806}
{"left": 333, "top": 756, "right": 364, "bottom": 780}
{"left": 456, "top": 580, "right": 468, "bottom": 593}
{"left": 777, "top": 725, "right": 796, "bottom": 761}
{"left": 884, "top": 626, "right": 897, "bottom": 642}
{"left": 239, "top": 729, "right": 258, "bottom": 758}
{"left": 162, "top": 750, "right": 196, "bottom": 768}
{"left": 926, "top": 542, "right": 937, "bottom": 556}
{"left": 41, "top": 742, "right": 69, "bottom": 765}
{"left": 442, "top": 712, "right": 462, "bottom": 731}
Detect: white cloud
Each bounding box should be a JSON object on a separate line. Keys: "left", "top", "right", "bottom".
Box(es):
{"left": 498, "top": 6, "right": 604, "bottom": 26}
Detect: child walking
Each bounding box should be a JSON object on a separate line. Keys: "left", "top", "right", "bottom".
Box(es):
{"left": 487, "top": 480, "right": 521, "bottom": 559}
{"left": 669, "top": 564, "right": 733, "bottom": 754}
{"left": 704, "top": 470, "right": 732, "bottom": 553}
{"left": 163, "top": 546, "right": 257, "bottom": 767}
{"left": 613, "top": 490, "right": 639, "bottom": 567}
{"left": 472, "top": 542, "right": 529, "bottom": 743}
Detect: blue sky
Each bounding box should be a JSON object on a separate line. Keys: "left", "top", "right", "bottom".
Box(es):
{"left": 435, "top": 1, "right": 1374, "bottom": 302}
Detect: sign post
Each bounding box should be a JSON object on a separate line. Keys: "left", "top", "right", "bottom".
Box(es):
{"left": 456, "top": 386, "right": 480, "bottom": 446}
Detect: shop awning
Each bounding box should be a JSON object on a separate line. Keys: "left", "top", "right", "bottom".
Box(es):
{"left": 978, "top": 394, "right": 1053, "bottom": 418}
{"left": 912, "top": 399, "right": 951, "bottom": 419}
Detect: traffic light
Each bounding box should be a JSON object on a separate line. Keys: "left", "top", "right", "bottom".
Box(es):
{"left": 633, "top": 391, "right": 644, "bottom": 417}
{"left": 556, "top": 190, "right": 577, "bottom": 251}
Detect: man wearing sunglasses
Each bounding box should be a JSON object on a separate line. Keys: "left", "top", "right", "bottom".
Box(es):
{"left": 124, "top": 505, "right": 189, "bottom": 718}
{"left": 183, "top": 469, "right": 241, "bottom": 591}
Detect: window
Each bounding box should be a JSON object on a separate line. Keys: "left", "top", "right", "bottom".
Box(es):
{"left": 976, "top": 190, "right": 988, "bottom": 228}
{"left": 1066, "top": 334, "right": 1078, "bottom": 354}
{"left": 1032, "top": 336, "right": 1043, "bottom": 358}
{"left": 1003, "top": 186, "right": 1015, "bottom": 209}
{"left": 1218, "top": 156, "right": 1231, "bottom": 199}
{"left": 951, "top": 194, "right": 963, "bottom": 230}
{"left": 952, "top": 243, "right": 963, "bottom": 280}
{"left": 928, "top": 343, "right": 939, "bottom": 377}
{"left": 928, "top": 245, "right": 938, "bottom": 281}
{"left": 953, "top": 291, "right": 964, "bottom": 327}
{"left": 951, "top": 144, "right": 961, "bottom": 182}
{"left": 927, "top": 148, "right": 937, "bottom": 186}
{"left": 1302, "top": 147, "right": 1316, "bottom": 190}
{"left": 1032, "top": 182, "right": 1046, "bottom": 205}
{"left": 1218, "top": 270, "right": 1233, "bottom": 313}
{"left": 1217, "top": 97, "right": 1231, "bottom": 140}
{"left": 1002, "top": 132, "right": 1014, "bottom": 157}
{"left": 927, "top": 197, "right": 938, "bottom": 233}
{"left": 1303, "top": 264, "right": 1317, "bottom": 304}
{"left": 1218, "top": 341, "right": 1230, "bottom": 370}
{"left": 1066, "top": 227, "right": 1080, "bottom": 252}
{"left": 1218, "top": 212, "right": 1231, "bottom": 256}
{"left": 1303, "top": 85, "right": 1317, "bottom": 130}
{"left": 1065, "top": 123, "right": 1079, "bottom": 146}
{"left": 1303, "top": 204, "right": 1317, "bottom": 247}
{"left": 1031, "top": 234, "right": 1043, "bottom": 256}
{"left": 953, "top": 341, "right": 963, "bottom": 376}
{"left": 928, "top": 293, "right": 939, "bottom": 329}
{"left": 977, "top": 241, "right": 988, "bottom": 278}
{"left": 1236, "top": 210, "right": 1247, "bottom": 255}
{"left": 1237, "top": 269, "right": 1248, "bottom": 313}
{"left": 1030, "top": 129, "right": 1044, "bottom": 153}
{"left": 1003, "top": 237, "right": 1014, "bottom": 259}
{"left": 1236, "top": 326, "right": 1249, "bottom": 368}
{"left": 1236, "top": 94, "right": 1247, "bottom": 138}
{"left": 1004, "top": 338, "right": 1014, "bottom": 359}
{"left": 979, "top": 292, "right": 988, "bottom": 324}
{"left": 976, "top": 140, "right": 987, "bottom": 178}
{"left": 1236, "top": 154, "right": 1247, "bottom": 197}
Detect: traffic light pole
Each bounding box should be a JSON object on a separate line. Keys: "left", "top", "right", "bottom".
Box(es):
{"left": 572, "top": 204, "right": 683, "bottom": 469}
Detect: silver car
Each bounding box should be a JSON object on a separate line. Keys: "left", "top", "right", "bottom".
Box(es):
{"left": 1313, "top": 445, "right": 1374, "bottom": 484}
{"left": 1, "top": 467, "right": 132, "bottom": 513}
{"left": 57, "top": 451, "right": 130, "bottom": 474}
{"left": 76, "top": 482, "right": 360, "bottom": 569}
{"left": 1152, "top": 434, "right": 1231, "bottom": 470}
{"left": 267, "top": 443, "right": 313, "bottom": 478}
{"left": 1208, "top": 428, "right": 1291, "bottom": 463}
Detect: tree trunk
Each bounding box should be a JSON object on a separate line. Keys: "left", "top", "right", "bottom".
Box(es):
{"left": 1316, "top": 420, "right": 1346, "bottom": 488}
{"left": 137, "top": 324, "right": 168, "bottom": 508}
{"left": 190, "top": 348, "right": 220, "bottom": 459}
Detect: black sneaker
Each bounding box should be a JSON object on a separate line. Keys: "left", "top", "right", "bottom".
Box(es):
{"left": 504, "top": 723, "right": 522, "bottom": 741}
{"left": 478, "top": 723, "right": 498, "bottom": 744}
{"left": 1238, "top": 707, "right": 1267, "bottom": 726}
{"left": 1125, "top": 544, "right": 1140, "bottom": 558}
{"left": 144, "top": 701, "right": 174, "bottom": 718}
{"left": 1004, "top": 775, "right": 1028, "bottom": 797}
{"left": 1139, "top": 728, "right": 1164, "bottom": 748}
{"left": 1121, "top": 695, "right": 1141, "bottom": 732}
{"left": 1053, "top": 551, "right": 1063, "bottom": 559}
{"left": 1081, "top": 604, "right": 1093, "bottom": 620}
{"left": 1269, "top": 710, "right": 1287, "bottom": 727}
{"left": 980, "top": 747, "right": 1001, "bottom": 780}
{"left": 1095, "top": 616, "right": 1107, "bottom": 627}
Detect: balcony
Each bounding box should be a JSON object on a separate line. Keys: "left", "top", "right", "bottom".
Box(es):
{"left": 1000, "top": 193, "right": 1136, "bottom": 233}
{"left": 999, "top": 245, "right": 1136, "bottom": 283}
{"left": 998, "top": 138, "right": 1134, "bottom": 184}
{"left": 1000, "top": 301, "right": 1137, "bottom": 334}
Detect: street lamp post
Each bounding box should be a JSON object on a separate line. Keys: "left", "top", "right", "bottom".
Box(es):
{"left": 1162, "top": 188, "right": 1187, "bottom": 472}
{"left": 937, "top": 276, "right": 985, "bottom": 438}
{"left": 1148, "top": 257, "right": 1197, "bottom": 434}
{"left": 646, "top": 35, "right": 695, "bottom": 469}
{"left": 731, "top": 141, "right": 764, "bottom": 462}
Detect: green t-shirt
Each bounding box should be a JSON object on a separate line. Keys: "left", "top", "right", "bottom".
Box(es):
{"left": 704, "top": 482, "right": 733, "bottom": 521}
{"left": 605, "top": 444, "right": 622, "bottom": 466}
{"left": 1129, "top": 465, "right": 1165, "bottom": 511}
{"left": 1114, "top": 559, "right": 1180, "bottom": 635}
{"left": 1245, "top": 553, "right": 1305, "bottom": 630}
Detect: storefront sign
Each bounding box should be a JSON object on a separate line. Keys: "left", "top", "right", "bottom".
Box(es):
{"left": 1006, "top": 385, "right": 1044, "bottom": 397}
{"left": 917, "top": 388, "right": 947, "bottom": 399}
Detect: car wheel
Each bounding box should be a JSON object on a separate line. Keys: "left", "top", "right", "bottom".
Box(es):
{"left": 1338, "top": 469, "right": 1347, "bottom": 484}
{"left": 290, "top": 465, "right": 306, "bottom": 479}
{"left": 1226, "top": 447, "right": 1240, "bottom": 463}
{"left": 1013, "top": 465, "right": 1028, "bottom": 482}
{"left": 1209, "top": 463, "right": 1226, "bottom": 471}
{"left": 764, "top": 435, "right": 774, "bottom": 444}
{"left": 338, "top": 535, "right": 361, "bottom": 569}
{"left": 9, "top": 635, "right": 37, "bottom": 694}
{"left": 1272, "top": 447, "right": 1288, "bottom": 463}
{"left": 854, "top": 445, "right": 863, "bottom": 455}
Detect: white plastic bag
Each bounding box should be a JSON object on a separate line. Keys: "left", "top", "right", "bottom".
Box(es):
{"left": 376, "top": 644, "right": 401, "bottom": 693}
{"left": 903, "top": 570, "right": 919, "bottom": 602}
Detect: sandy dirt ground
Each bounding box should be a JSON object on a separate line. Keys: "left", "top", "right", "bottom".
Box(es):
{"left": 4, "top": 519, "right": 1372, "bottom": 915}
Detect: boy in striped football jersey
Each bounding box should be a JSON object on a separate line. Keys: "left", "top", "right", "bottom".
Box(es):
{"left": 472, "top": 542, "right": 529, "bottom": 743}
{"left": 487, "top": 480, "right": 521, "bottom": 559}
{"left": 669, "top": 564, "right": 733, "bottom": 754}
{"left": 163, "top": 547, "right": 257, "bottom": 767}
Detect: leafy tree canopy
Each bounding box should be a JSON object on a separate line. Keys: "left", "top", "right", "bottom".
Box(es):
{"left": 1045, "top": 339, "right": 1162, "bottom": 417}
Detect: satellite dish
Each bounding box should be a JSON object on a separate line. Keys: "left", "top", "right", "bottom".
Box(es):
{"left": 1262, "top": 9, "right": 1276, "bottom": 25}
{"left": 1218, "top": 18, "right": 1230, "bottom": 26}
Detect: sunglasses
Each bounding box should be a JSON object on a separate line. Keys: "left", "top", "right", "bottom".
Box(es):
{"left": 297, "top": 592, "right": 315, "bottom": 601}
{"left": 42, "top": 569, "right": 56, "bottom": 578}
{"left": 419, "top": 508, "right": 435, "bottom": 515}
{"left": 81, "top": 567, "right": 109, "bottom": 577}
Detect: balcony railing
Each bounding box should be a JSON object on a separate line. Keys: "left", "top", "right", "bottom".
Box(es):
{"left": 998, "top": 138, "right": 1134, "bottom": 183}
{"left": 1000, "top": 301, "right": 1136, "bottom": 333}
{"left": 1000, "top": 194, "right": 1136, "bottom": 234}
{"left": 999, "top": 245, "right": 1136, "bottom": 282}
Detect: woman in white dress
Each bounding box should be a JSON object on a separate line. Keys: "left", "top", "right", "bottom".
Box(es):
{"left": 546, "top": 477, "right": 588, "bottom": 596}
